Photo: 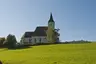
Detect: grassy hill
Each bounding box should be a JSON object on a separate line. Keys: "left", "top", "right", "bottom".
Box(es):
{"left": 0, "top": 43, "right": 96, "bottom": 64}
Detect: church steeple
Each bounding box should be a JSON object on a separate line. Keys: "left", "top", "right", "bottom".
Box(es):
{"left": 47, "top": 13, "right": 55, "bottom": 43}
{"left": 48, "top": 13, "right": 54, "bottom": 23}
{"left": 48, "top": 13, "right": 55, "bottom": 30}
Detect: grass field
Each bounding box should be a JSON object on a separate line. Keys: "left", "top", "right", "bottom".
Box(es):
{"left": 0, "top": 43, "right": 96, "bottom": 64}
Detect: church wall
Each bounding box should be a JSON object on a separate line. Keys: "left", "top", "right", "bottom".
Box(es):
{"left": 23, "top": 38, "right": 30, "bottom": 42}
{"left": 21, "top": 38, "right": 31, "bottom": 45}
{"left": 31, "top": 36, "right": 48, "bottom": 44}
{"left": 21, "top": 36, "right": 48, "bottom": 45}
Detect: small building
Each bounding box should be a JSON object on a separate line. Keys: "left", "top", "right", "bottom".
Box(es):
{"left": 20, "top": 13, "right": 60, "bottom": 45}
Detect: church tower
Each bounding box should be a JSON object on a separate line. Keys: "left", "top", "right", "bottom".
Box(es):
{"left": 47, "top": 13, "right": 55, "bottom": 43}
{"left": 48, "top": 13, "right": 55, "bottom": 30}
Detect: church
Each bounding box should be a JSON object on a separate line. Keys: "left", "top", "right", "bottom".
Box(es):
{"left": 20, "top": 13, "right": 60, "bottom": 45}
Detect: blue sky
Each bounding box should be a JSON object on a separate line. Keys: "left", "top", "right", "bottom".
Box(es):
{"left": 0, "top": 0, "right": 96, "bottom": 41}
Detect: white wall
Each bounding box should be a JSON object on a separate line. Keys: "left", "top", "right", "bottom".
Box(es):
{"left": 31, "top": 36, "right": 48, "bottom": 44}
{"left": 21, "top": 38, "right": 31, "bottom": 45}
{"left": 21, "top": 36, "right": 48, "bottom": 45}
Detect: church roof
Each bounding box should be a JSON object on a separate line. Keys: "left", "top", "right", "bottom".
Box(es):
{"left": 34, "top": 26, "right": 48, "bottom": 36}
{"left": 24, "top": 32, "right": 34, "bottom": 38}
{"left": 24, "top": 26, "right": 48, "bottom": 38}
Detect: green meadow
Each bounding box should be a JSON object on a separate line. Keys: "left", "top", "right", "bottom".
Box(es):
{"left": 0, "top": 43, "right": 96, "bottom": 64}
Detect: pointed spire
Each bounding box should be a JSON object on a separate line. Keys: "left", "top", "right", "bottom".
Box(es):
{"left": 50, "top": 12, "right": 53, "bottom": 20}
{"left": 48, "top": 12, "right": 54, "bottom": 22}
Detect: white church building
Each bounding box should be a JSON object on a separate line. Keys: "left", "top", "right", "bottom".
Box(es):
{"left": 20, "top": 13, "right": 60, "bottom": 45}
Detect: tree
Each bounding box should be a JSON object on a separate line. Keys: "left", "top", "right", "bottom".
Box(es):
{"left": 54, "top": 29, "right": 60, "bottom": 43}
{"left": 46, "top": 28, "right": 60, "bottom": 43}
{"left": 0, "top": 37, "right": 5, "bottom": 47}
{"left": 5, "top": 34, "right": 17, "bottom": 49}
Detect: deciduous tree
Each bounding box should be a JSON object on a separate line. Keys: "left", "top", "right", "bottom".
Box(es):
{"left": 5, "top": 34, "right": 17, "bottom": 49}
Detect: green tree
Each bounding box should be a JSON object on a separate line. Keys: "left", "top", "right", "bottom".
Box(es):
{"left": 0, "top": 37, "right": 5, "bottom": 47}
{"left": 5, "top": 34, "right": 17, "bottom": 49}
{"left": 46, "top": 28, "right": 60, "bottom": 43}
{"left": 54, "top": 29, "right": 60, "bottom": 43}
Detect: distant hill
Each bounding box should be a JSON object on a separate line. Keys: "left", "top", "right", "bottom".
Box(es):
{"left": 62, "top": 40, "right": 92, "bottom": 44}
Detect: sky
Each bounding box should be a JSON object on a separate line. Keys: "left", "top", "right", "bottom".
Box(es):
{"left": 0, "top": 0, "right": 96, "bottom": 42}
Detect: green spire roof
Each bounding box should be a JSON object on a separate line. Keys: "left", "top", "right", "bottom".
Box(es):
{"left": 48, "top": 13, "right": 54, "bottom": 22}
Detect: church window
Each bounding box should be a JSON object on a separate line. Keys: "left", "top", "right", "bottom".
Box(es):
{"left": 29, "top": 39, "right": 32, "bottom": 43}
{"left": 39, "top": 38, "right": 41, "bottom": 43}
{"left": 34, "top": 38, "right": 36, "bottom": 43}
